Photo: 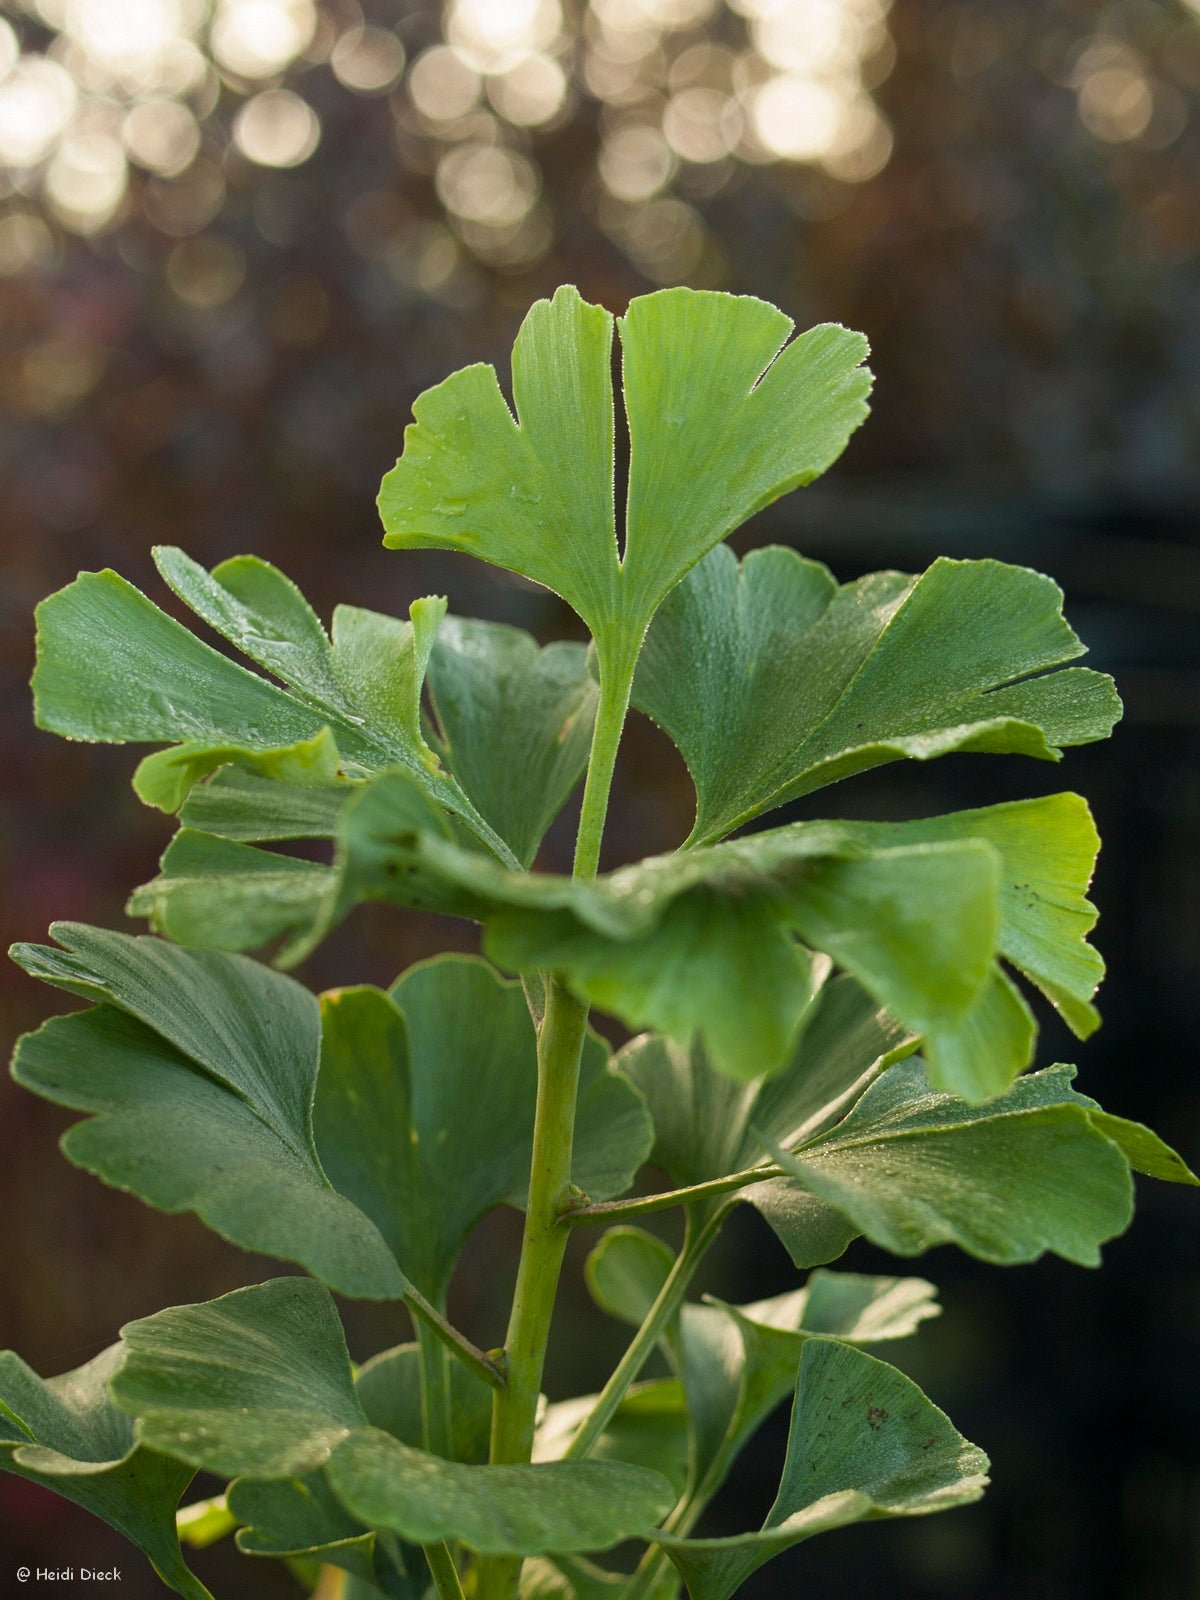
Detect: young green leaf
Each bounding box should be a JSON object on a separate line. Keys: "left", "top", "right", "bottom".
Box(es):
{"left": 758, "top": 1059, "right": 1134, "bottom": 1266}
{"left": 31, "top": 552, "right": 512, "bottom": 861}
{"left": 0, "top": 1345, "right": 211, "bottom": 1600}
{"left": 314, "top": 958, "right": 652, "bottom": 1299}
{"left": 379, "top": 286, "right": 870, "bottom": 667}
{"left": 228, "top": 1473, "right": 390, "bottom": 1589}
{"left": 634, "top": 545, "right": 1121, "bottom": 845}
{"left": 10, "top": 925, "right": 407, "bottom": 1299}
{"left": 655, "top": 1340, "right": 989, "bottom": 1600}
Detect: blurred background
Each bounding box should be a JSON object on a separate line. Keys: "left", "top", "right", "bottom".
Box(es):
{"left": 1, "top": 0, "right": 1199, "bottom": 1595}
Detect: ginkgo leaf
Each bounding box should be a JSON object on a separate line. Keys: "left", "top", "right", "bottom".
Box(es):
{"left": 114, "top": 1281, "right": 676, "bottom": 1557}
{"left": 379, "top": 286, "right": 869, "bottom": 666}
{"left": 758, "top": 1059, "right": 1134, "bottom": 1266}
{"left": 10, "top": 924, "right": 408, "bottom": 1299}
{"left": 112, "top": 1279, "right": 369, "bottom": 1479}
{"left": 634, "top": 545, "right": 1121, "bottom": 845}
{"left": 31, "top": 553, "right": 511, "bottom": 861}
{"left": 354, "top": 1343, "right": 493, "bottom": 1465}
{"left": 426, "top": 616, "right": 598, "bottom": 866}
{"left": 655, "top": 1340, "right": 988, "bottom": 1600}
{"left": 327, "top": 1431, "right": 675, "bottom": 1557}
{"left": 131, "top": 769, "right": 1005, "bottom": 1090}
{"left": 0, "top": 1345, "right": 210, "bottom": 1600}
{"left": 314, "top": 959, "right": 651, "bottom": 1299}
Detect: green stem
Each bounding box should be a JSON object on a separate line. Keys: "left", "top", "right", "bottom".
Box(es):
{"left": 404, "top": 1284, "right": 505, "bottom": 1389}
{"left": 562, "top": 1168, "right": 784, "bottom": 1227}
{"left": 573, "top": 646, "right": 638, "bottom": 880}
{"left": 417, "top": 1316, "right": 454, "bottom": 1459}
{"left": 477, "top": 654, "right": 638, "bottom": 1600}
{"left": 563, "top": 1210, "right": 719, "bottom": 1461}
{"left": 424, "top": 1539, "right": 468, "bottom": 1600}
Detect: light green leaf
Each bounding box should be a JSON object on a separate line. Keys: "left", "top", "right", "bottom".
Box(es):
{"left": 295, "top": 773, "right": 1002, "bottom": 1084}
{"left": 762, "top": 1058, "right": 1134, "bottom": 1266}
{"left": 111, "top": 1279, "right": 367, "bottom": 1478}
{"left": 314, "top": 959, "right": 652, "bottom": 1298}
{"left": 380, "top": 285, "right": 621, "bottom": 649}
{"left": 534, "top": 1381, "right": 691, "bottom": 1498}
{"left": 655, "top": 1340, "right": 988, "bottom": 1600}
{"left": 32, "top": 553, "right": 509, "bottom": 860}
{"left": 128, "top": 765, "right": 1100, "bottom": 1099}
{"left": 10, "top": 925, "right": 407, "bottom": 1299}
{"left": 0, "top": 1345, "right": 210, "bottom": 1600}
{"left": 379, "top": 287, "right": 869, "bottom": 663}
{"left": 327, "top": 1429, "right": 674, "bottom": 1556}
{"left": 1084, "top": 1112, "right": 1199, "bottom": 1185}
{"left": 127, "top": 830, "right": 336, "bottom": 956}
{"left": 135, "top": 727, "right": 341, "bottom": 815}
{"left": 178, "top": 766, "right": 349, "bottom": 841}
{"left": 426, "top": 616, "right": 598, "bottom": 866}
{"left": 618, "top": 295, "right": 870, "bottom": 632}
{"left": 634, "top": 545, "right": 1121, "bottom": 845}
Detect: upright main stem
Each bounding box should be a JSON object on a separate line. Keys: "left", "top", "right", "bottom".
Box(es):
{"left": 477, "top": 648, "right": 637, "bottom": 1600}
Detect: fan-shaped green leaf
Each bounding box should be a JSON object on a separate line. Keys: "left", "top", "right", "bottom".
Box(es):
{"left": 379, "top": 287, "right": 869, "bottom": 664}
{"left": 761, "top": 1059, "right": 1133, "bottom": 1266}
{"left": 314, "top": 959, "right": 651, "bottom": 1299}
{"left": 113, "top": 1279, "right": 675, "bottom": 1557}
{"left": 327, "top": 1430, "right": 674, "bottom": 1557}
{"left": 634, "top": 545, "right": 1121, "bottom": 845}
{"left": 10, "top": 925, "right": 407, "bottom": 1299}
{"left": 354, "top": 1343, "right": 493, "bottom": 1465}
{"left": 655, "top": 1340, "right": 988, "bottom": 1600}
{"left": 31, "top": 553, "right": 510, "bottom": 861}
{"left": 112, "top": 1279, "right": 367, "bottom": 1478}
{"left": 0, "top": 1345, "right": 210, "bottom": 1600}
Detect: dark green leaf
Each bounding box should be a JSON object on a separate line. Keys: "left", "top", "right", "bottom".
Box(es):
{"left": 763, "top": 1059, "right": 1133, "bottom": 1266}
{"left": 379, "top": 287, "right": 869, "bottom": 664}
{"left": 0, "top": 1345, "right": 210, "bottom": 1599}
{"left": 326, "top": 1429, "right": 674, "bottom": 1556}
{"left": 427, "top": 616, "right": 598, "bottom": 867}
{"left": 313, "top": 959, "right": 651, "bottom": 1298}
{"left": 354, "top": 1343, "right": 492, "bottom": 1464}
{"left": 11, "top": 925, "right": 406, "bottom": 1299}
{"left": 634, "top": 545, "right": 1121, "bottom": 845}
{"left": 656, "top": 1340, "right": 988, "bottom": 1600}
{"left": 229, "top": 1473, "right": 421, "bottom": 1597}
{"left": 111, "top": 1279, "right": 366, "bottom": 1479}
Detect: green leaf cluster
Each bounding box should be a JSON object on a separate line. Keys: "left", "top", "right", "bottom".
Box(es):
{"left": 6, "top": 285, "right": 1191, "bottom": 1600}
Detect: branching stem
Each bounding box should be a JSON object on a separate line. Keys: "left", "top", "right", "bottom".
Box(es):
{"left": 563, "top": 1208, "right": 721, "bottom": 1461}
{"left": 477, "top": 651, "right": 638, "bottom": 1600}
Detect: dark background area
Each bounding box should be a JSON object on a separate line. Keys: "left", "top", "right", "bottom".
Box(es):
{"left": 1, "top": 1, "right": 1198, "bottom": 1596}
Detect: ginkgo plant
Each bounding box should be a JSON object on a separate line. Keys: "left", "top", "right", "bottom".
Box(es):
{"left": 6, "top": 285, "right": 1196, "bottom": 1600}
